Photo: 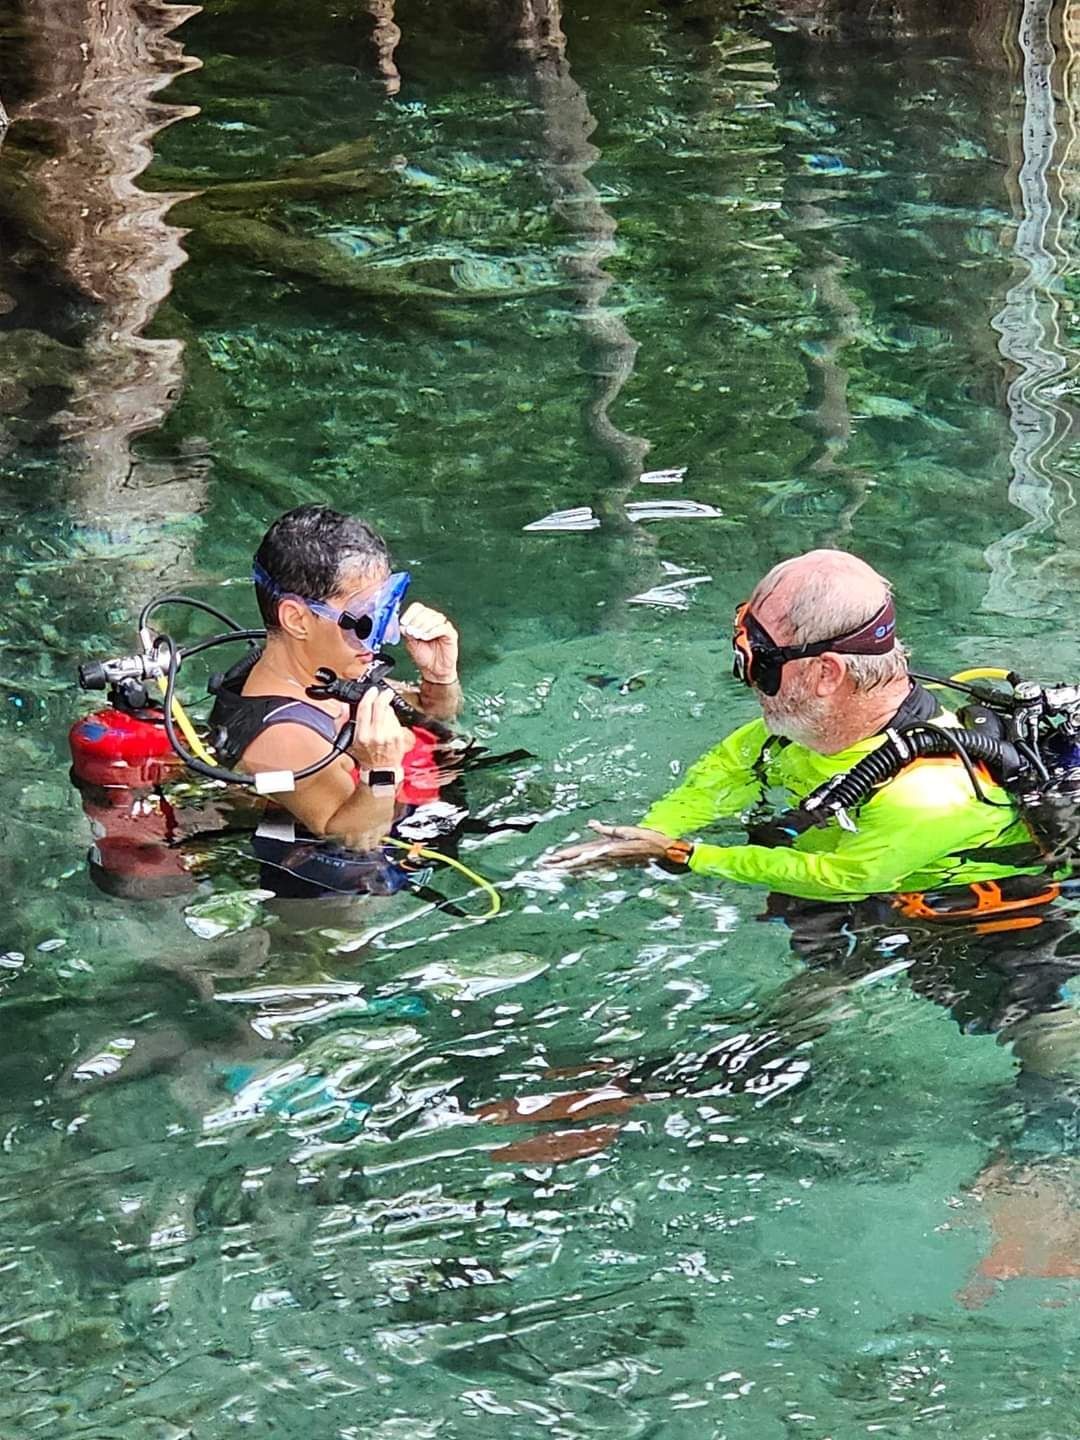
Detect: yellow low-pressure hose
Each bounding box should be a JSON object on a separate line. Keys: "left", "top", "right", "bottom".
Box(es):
{"left": 382, "top": 836, "right": 501, "bottom": 918}
{"left": 950, "top": 667, "right": 1012, "bottom": 685}
{"left": 156, "top": 678, "right": 219, "bottom": 767}
{"left": 148, "top": 674, "right": 501, "bottom": 921}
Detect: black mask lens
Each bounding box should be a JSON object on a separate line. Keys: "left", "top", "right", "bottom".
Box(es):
{"left": 754, "top": 658, "right": 784, "bottom": 697}
{"left": 736, "top": 609, "right": 785, "bottom": 696}
{"left": 342, "top": 613, "right": 374, "bottom": 642}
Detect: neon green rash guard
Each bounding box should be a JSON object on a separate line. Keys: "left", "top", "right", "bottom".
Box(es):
{"left": 640, "top": 713, "right": 1040, "bottom": 903}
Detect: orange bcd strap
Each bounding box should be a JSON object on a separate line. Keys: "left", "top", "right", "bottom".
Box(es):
{"left": 973, "top": 915, "right": 1046, "bottom": 935}
{"left": 893, "top": 879, "right": 1060, "bottom": 923}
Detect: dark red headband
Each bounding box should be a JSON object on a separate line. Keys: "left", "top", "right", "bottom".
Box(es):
{"left": 825, "top": 596, "right": 897, "bottom": 655}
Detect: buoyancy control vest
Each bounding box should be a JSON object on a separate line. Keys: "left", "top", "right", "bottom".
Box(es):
{"left": 207, "top": 649, "right": 341, "bottom": 770}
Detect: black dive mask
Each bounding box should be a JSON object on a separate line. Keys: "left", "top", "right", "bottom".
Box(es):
{"left": 732, "top": 597, "right": 897, "bottom": 697}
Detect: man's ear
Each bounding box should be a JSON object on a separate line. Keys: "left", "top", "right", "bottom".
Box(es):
{"left": 815, "top": 652, "right": 846, "bottom": 696}
{"left": 277, "top": 596, "right": 311, "bottom": 641}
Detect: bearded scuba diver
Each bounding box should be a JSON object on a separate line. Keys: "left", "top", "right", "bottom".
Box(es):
{"left": 69, "top": 505, "right": 517, "bottom": 907}
{"left": 546, "top": 549, "right": 1080, "bottom": 913}
{"left": 524, "top": 551, "right": 1080, "bottom": 1263}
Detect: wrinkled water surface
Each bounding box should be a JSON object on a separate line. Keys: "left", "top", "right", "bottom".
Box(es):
{"left": 3, "top": 0, "right": 1080, "bottom": 1434}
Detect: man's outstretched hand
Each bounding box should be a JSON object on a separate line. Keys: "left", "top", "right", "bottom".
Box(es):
{"left": 544, "top": 821, "right": 670, "bottom": 870}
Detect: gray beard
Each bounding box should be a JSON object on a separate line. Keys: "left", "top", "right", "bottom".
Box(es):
{"left": 760, "top": 695, "right": 832, "bottom": 752}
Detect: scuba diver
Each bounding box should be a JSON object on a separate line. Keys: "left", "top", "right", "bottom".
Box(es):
{"left": 70, "top": 504, "right": 506, "bottom": 906}
{"left": 215, "top": 503, "right": 461, "bottom": 822}
{"left": 526, "top": 549, "right": 1080, "bottom": 1295}
{"left": 64, "top": 507, "right": 526, "bottom": 1159}
{"left": 547, "top": 549, "right": 1051, "bottom": 907}
{"left": 536, "top": 550, "right": 1077, "bottom": 1119}
{"left": 206, "top": 504, "right": 463, "bottom": 900}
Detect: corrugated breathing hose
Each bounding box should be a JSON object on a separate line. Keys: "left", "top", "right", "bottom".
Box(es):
{"left": 750, "top": 724, "right": 1026, "bottom": 848}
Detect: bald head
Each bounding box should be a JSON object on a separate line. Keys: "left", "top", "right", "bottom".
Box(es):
{"left": 750, "top": 549, "right": 907, "bottom": 695}
{"left": 751, "top": 550, "right": 888, "bottom": 643}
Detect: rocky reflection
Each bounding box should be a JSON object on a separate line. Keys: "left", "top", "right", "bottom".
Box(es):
{"left": 775, "top": 0, "right": 1080, "bottom": 622}
{"left": 500, "top": 0, "right": 665, "bottom": 626}
{"left": 363, "top": 0, "right": 402, "bottom": 96}
{"left": 510, "top": 0, "right": 651, "bottom": 516}
{"left": 772, "top": 0, "right": 1017, "bottom": 53}
{"left": 0, "top": 0, "right": 204, "bottom": 588}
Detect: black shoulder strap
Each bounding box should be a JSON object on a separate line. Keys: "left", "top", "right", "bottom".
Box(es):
{"left": 207, "top": 650, "right": 338, "bottom": 769}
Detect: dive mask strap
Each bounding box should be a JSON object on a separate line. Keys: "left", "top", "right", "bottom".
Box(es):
{"left": 252, "top": 560, "right": 283, "bottom": 597}
{"left": 732, "top": 596, "right": 897, "bottom": 696}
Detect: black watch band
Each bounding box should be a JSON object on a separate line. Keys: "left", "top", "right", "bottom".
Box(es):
{"left": 367, "top": 768, "right": 399, "bottom": 794}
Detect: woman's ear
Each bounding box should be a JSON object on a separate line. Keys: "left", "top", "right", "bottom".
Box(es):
{"left": 815, "top": 652, "right": 846, "bottom": 696}
{"left": 276, "top": 596, "right": 311, "bottom": 641}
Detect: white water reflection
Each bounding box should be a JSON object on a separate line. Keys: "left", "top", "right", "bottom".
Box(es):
{"left": 984, "top": 0, "right": 1080, "bottom": 617}
{"left": 639, "top": 466, "right": 687, "bottom": 484}
{"left": 627, "top": 574, "right": 712, "bottom": 609}
{"left": 524, "top": 499, "right": 722, "bottom": 531}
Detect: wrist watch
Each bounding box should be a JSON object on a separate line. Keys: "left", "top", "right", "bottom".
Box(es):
{"left": 660, "top": 837, "right": 694, "bottom": 872}
{"left": 366, "top": 768, "right": 400, "bottom": 797}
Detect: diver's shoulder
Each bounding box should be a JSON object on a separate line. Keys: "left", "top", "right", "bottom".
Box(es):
{"left": 716, "top": 716, "right": 771, "bottom": 759}
{"left": 869, "top": 749, "right": 995, "bottom": 813}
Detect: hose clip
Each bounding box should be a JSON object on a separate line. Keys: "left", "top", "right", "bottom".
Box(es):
{"left": 885, "top": 727, "right": 911, "bottom": 762}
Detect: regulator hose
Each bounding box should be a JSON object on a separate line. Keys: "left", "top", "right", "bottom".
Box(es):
{"left": 751, "top": 723, "right": 1026, "bottom": 847}
{"left": 139, "top": 593, "right": 251, "bottom": 636}
{"left": 159, "top": 632, "right": 357, "bottom": 790}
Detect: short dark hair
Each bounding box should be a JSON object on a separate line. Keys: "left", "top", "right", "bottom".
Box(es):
{"left": 253, "top": 504, "right": 390, "bottom": 629}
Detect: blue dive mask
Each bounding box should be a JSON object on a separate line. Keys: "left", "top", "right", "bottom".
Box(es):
{"left": 253, "top": 562, "right": 411, "bottom": 652}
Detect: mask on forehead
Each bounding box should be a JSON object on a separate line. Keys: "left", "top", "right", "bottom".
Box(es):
{"left": 731, "top": 596, "right": 896, "bottom": 697}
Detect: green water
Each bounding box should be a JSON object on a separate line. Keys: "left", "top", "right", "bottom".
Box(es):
{"left": 4, "top": 0, "right": 1080, "bottom": 1432}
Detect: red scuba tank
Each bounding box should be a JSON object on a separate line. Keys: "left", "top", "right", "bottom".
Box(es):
{"left": 69, "top": 706, "right": 175, "bottom": 788}
{"left": 399, "top": 725, "right": 444, "bottom": 805}
{"left": 348, "top": 727, "right": 447, "bottom": 803}
{"left": 79, "top": 783, "right": 193, "bottom": 899}
{"left": 69, "top": 707, "right": 192, "bottom": 897}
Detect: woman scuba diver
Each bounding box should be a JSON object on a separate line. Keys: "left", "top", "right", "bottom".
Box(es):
{"left": 205, "top": 504, "right": 463, "bottom": 900}
{"left": 72, "top": 503, "right": 523, "bottom": 907}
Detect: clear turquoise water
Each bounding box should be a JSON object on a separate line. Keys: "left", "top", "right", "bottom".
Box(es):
{"left": 3, "top": 0, "right": 1080, "bottom": 1433}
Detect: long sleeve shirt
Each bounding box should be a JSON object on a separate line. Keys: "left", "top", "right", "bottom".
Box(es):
{"left": 640, "top": 714, "right": 1038, "bottom": 903}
